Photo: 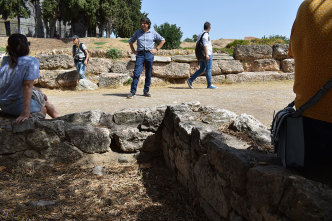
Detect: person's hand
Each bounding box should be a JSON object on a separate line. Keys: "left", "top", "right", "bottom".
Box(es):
{"left": 43, "top": 93, "right": 48, "bottom": 101}
{"left": 150, "top": 49, "right": 158, "bottom": 54}
{"left": 84, "top": 60, "right": 88, "bottom": 66}
{"left": 132, "top": 50, "right": 138, "bottom": 55}
{"left": 206, "top": 55, "right": 210, "bottom": 61}
{"left": 16, "top": 112, "right": 31, "bottom": 123}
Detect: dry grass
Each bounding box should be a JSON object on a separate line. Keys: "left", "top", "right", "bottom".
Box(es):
{"left": 0, "top": 158, "right": 208, "bottom": 221}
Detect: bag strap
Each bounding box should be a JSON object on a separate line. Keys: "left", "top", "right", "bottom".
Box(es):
{"left": 199, "top": 32, "right": 207, "bottom": 43}
{"left": 294, "top": 77, "right": 332, "bottom": 116}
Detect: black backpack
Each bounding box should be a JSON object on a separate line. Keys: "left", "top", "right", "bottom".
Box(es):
{"left": 195, "top": 32, "right": 207, "bottom": 60}
{"left": 73, "top": 43, "right": 88, "bottom": 62}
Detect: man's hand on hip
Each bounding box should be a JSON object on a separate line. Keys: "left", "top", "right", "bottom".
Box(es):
{"left": 150, "top": 49, "right": 158, "bottom": 54}
{"left": 84, "top": 60, "right": 88, "bottom": 66}
{"left": 206, "top": 55, "right": 210, "bottom": 61}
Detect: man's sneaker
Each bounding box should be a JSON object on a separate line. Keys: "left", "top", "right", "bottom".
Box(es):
{"left": 143, "top": 91, "right": 151, "bottom": 97}
{"left": 187, "top": 79, "right": 194, "bottom": 89}
{"left": 127, "top": 93, "right": 135, "bottom": 99}
{"left": 207, "top": 85, "right": 218, "bottom": 89}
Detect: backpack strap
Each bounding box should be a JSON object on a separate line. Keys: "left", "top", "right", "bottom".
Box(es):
{"left": 199, "top": 32, "right": 207, "bottom": 43}
{"left": 294, "top": 77, "right": 332, "bottom": 116}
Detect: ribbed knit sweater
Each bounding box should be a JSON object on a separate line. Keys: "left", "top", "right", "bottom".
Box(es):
{"left": 289, "top": 0, "right": 332, "bottom": 123}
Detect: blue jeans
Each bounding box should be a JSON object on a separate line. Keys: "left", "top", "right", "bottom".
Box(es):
{"left": 189, "top": 55, "right": 213, "bottom": 86}
{"left": 130, "top": 51, "right": 154, "bottom": 94}
{"left": 0, "top": 97, "right": 42, "bottom": 116}
{"left": 75, "top": 61, "right": 86, "bottom": 79}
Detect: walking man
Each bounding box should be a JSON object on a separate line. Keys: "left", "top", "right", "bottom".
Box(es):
{"left": 72, "top": 35, "right": 89, "bottom": 80}
{"left": 187, "top": 22, "right": 217, "bottom": 89}
{"left": 127, "top": 17, "right": 165, "bottom": 99}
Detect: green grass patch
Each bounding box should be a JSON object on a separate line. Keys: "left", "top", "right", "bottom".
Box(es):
{"left": 226, "top": 35, "right": 289, "bottom": 50}
{"left": 119, "top": 39, "right": 129, "bottom": 43}
{"left": 95, "top": 46, "right": 102, "bottom": 49}
{"left": 181, "top": 47, "right": 195, "bottom": 50}
{"left": 0, "top": 47, "right": 6, "bottom": 51}
{"left": 93, "top": 42, "right": 107, "bottom": 45}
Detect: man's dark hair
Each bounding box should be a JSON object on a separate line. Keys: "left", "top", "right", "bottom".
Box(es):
{"left": 6, "top": 33, "right": 30, "bottom": 68}
{"left": 204, "top": 22, "right": 211, "bottom": 30}
{"left": 141, "top": 17, "right": 151, "bottom": 29}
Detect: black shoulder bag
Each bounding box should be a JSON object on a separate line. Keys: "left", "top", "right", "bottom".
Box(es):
{"left": 271, "top": 77, "right": 332, "bottom": 168}
{"left": 195, "top": 32, "right": 207, "bottom": 60}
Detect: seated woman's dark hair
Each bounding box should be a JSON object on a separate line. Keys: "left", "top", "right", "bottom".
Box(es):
{"left": 141, "top": 17, "right": 151, "bottom": 29}
{"left": 6, "top": 34, "right": 30, "bottom": 67}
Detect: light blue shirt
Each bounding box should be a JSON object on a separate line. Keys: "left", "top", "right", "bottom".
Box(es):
{"left": 129, "top": 29, "right": 165, "bottom": 51}
{"left": 0, "top": 56, "right": 39, "bottom": 103}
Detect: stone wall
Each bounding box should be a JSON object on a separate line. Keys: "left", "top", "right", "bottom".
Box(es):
{"left": 0, "top": 103, "right": 331, "bottom": 221}
{"left": 158, "top": 104, "right": 332, "bottom": 221}
{"left": 33, "top": 44, "right": 294, "bottom": 90}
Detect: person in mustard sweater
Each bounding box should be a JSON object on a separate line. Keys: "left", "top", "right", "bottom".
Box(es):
{"left": 288, "top": 0, "right": 332, "bottom": 167}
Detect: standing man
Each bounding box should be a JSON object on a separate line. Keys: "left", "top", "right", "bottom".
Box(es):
{"left": 127, "top": 17, "right": 165, "bottom": 99}
{"left": 72, "top": 35, "right": 89, "bottom": 80}
{"left": 187, "top": 22, "right": 217, "bottom": 89}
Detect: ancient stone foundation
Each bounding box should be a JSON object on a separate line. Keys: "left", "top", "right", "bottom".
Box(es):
{"left": 1, "top": 102, "right": 331, "bottom": 221}
{"left": 13, "top": 44, "right": 295, "bottom": 90}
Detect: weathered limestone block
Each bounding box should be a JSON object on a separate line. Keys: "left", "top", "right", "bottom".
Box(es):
{"left": 201, "top": 109, "right": 237, "bottom": 125}
{"left": 85, "top": 58, "right": 112, "bottom": 75}
{"left": 113, "top": 108, "right": 148, "bottom": 125}
{"left": 136, "top": 76, "right": 168, "bottom": 87}
{"left": 41, "top": 142, "right": 84, "bottom": 163}
{"left": 26, "top": 129, "right": 61, "bottom": 151}
{"left": 212, "top": 60, "right": 244, "bottom": 75}
{"left": 234, "top": 45, "right": 273, "bottom": 61}
{"left": 39, "top": 69, "right": 78, "bottom": 89}
{"left": 77, "top": 79, "right": 98, "bottom": 91}
{"left": 111, "top": 60, "right": 131, "bottom": 73}
{"left": 194, "top": 75, "right": 226, "bottom": 85}
{"left": 131, "top": 54, "right": 171, "bottom": 62}
{"left": 37, "top": 54, "right": 74, "bottom": 70}
{"left": 206, "top": 134, "right": 251, "bottom": 193}
{"left": 194, "top": 155, "right": 231, "bottom": 219}
{"left": 171, "top": 55, "right": 198, "bottom": 63}
{"left": 0, "top": 131, "right": 28, "bottom": 154}
{"left": 111, "top": 125, "right": 154, "bottom": 152}
{"left": 65, "top": 124, "right": 111, "bottom": 154}
{"left": 242, "top": 59, "right": 280, "bottom": 72}
{"left": 152, "top": 62, "right": 190, "bottom": 79}
{"left": 99, "top": 73, "right": 130, "bottom": 88}
{"left": 272, "top": 44, "right": 289, "bottom": 60}
{"left": 226, "top": 72, "right": 294, "bottom": 83}
{"left": 57, "top": 110, "right": 102, "bottom": 125}
{"left": 230, "top": 113, "right": 271, "bottom": 145}
{"left": 281, "top": 58, "right": 295, "bottom": 73}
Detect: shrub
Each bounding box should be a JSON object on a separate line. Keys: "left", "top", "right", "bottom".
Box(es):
{"left": 106, "top": 48, "right": 122, "bottom": 59}
{"left": 183, "top": 38, "right": 194, "bottom": 42}
{"left": 226, "top": 40, "right": 250, "bottom": 49}
{"left": 154, "top": 22, "right": 183, "bottom": 49}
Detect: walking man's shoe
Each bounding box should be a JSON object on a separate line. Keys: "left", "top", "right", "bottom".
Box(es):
{"left": 187, "top": 79, "right": 194, "bottom": 89}
{"left": 127, "top": 93, "right": 136, "bottom": 99}
{"left": 143, "top": 91, "right": 151, "bottom": 97}
{"left": 207, "top": 85, "right": 218, "bottom": 89}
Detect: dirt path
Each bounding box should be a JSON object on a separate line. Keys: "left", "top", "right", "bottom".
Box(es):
{"left": 45, "top": 80, "right": 295, "bottom": 126}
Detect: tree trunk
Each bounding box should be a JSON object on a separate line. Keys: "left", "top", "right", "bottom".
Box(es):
{"left": 50, "top": 18, "right": 57, "bottom": 38}
{"left": 17, "top": 16, "right": 21, "bottom": 34}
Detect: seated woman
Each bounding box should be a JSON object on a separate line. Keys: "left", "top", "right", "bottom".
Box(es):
{"left": 0, "top": 34, "right": 59, "bottom": 123}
